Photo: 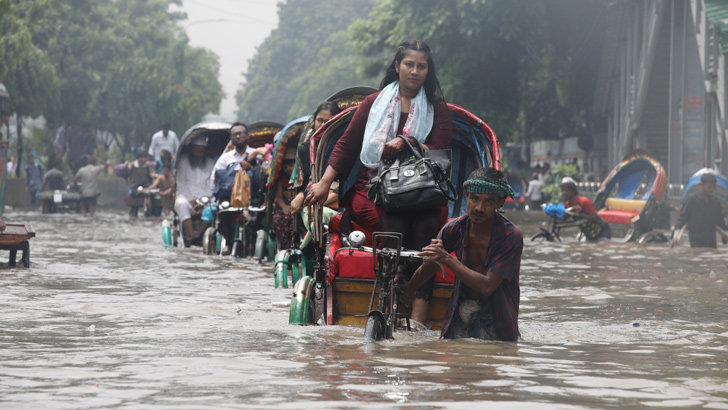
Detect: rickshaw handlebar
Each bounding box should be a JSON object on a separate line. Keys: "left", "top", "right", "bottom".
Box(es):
{"left": 357, "top": 245, "right": 422, "bottom": 259}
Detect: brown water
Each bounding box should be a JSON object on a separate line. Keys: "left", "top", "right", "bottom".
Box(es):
{"left": 0, "top": 209, "right": 726, "bottom": 409}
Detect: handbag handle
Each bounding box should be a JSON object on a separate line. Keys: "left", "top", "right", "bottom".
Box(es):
{"left": 394, "top": 135, "right": 425, "bottom": 160}
{"left": 440, "top": 175, "right": 458, "bottom": 202}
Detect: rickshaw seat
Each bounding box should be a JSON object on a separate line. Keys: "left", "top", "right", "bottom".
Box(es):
{"left": 598, "top": 210, "right": 638, "bottom": 225}
{"left": 605, "top": 197, "right": 646, "bottom": 213}
{"left": 598, "top": 197, "right": 644, "bottom": 225}
{"left": 328, "top": 211, "right": 455, "bottom": 283}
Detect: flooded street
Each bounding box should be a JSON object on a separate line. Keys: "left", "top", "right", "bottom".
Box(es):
{"left": 1, "top": 209, "right": 727, "bottom": 409}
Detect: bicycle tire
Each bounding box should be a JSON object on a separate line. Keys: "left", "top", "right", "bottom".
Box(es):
{"left": 530, "top": 232, "right": 551, "bottom": 242}
{"left": 364, "top": 314, "right": 385, "bottom": 342}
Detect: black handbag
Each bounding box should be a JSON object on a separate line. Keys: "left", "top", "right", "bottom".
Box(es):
{"left": 369, "top": 136, "right": 458, "bottom": 211}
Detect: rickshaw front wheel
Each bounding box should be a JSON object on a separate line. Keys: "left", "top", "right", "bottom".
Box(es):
{"left": 202, "top": 227, "right": 216, "bottom": 255}
{"left": 231, "top": 240, "right": 243, "bottom": 258}
{"left": 364, "top": 312, "right": 385, "bottom": 342}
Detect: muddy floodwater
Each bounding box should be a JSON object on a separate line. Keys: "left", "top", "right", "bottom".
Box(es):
{"left": 0, "top": 209, "right": 726, "bottom": 409}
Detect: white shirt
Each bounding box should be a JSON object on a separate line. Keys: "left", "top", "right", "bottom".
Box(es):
{"left": 209, "top": 146, "right": 255, "bottom": 188}
{"left": 176, "top": 154, "right": 216, "bottom": 200}
{"left": 525, "top": 179, "right": 545, "bottom": 201}
{"left": 148, "top": 130, "right": 180, "bottom": 161}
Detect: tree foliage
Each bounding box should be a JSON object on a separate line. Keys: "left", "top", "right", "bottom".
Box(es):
{"left": 237, "top": 0, "right": 606, "bottom": 144}
{"left": 351, "top": 0, "right": 607, "bottom": 143}
{"left": 235, "top": 0, "right": 376, "bottom": 123}
{"left": 0, "top": 0, "right": 223, "bottom": 160}
{"left": 0, "top": 0, "right": 59, "bottom": 119}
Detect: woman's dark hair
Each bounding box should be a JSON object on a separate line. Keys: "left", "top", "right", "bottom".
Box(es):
{"left": 313, "top": 101, "right": 342, "bottom": 120}
{"left": 379, "top": 39, "right": 444, "bottom": 105}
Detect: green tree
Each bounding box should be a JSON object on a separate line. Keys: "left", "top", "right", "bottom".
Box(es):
{"left": 3, "top": 0, "right": 223, "bottom": 161}
{"left": 351, "top": 0, "right": 606, "bottom": 143}
{"left": 0, "top": 0, "right": 59, "bottom": 173}
{"left": 235, "top": 0, "right": 375, "bottom": 123}
{"left": 287, "top": 31, "right": 377, "bottom": 119}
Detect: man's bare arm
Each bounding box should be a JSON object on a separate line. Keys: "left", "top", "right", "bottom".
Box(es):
{"left": 401, "top": 261, "right": 440, "bottom": 303}
{"left": 416, "top": 239, "right": 503, "bottom": 297}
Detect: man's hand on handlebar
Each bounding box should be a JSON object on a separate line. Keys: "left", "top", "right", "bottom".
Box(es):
{"left": 418, "top": 239, "right": 450, "bottom": 265}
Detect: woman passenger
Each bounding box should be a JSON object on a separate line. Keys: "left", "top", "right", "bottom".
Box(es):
{"left": 305, "top": 39, "right": 452, "bottom": 327}
{"left": 272, "top": 147, "right": 297, "bottom": 251}
{"left": 290, "top": 101, "right": 343, "bottom": 215}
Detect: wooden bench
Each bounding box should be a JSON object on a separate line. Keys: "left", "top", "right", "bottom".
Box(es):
{"left": 0, "top": 224, "right": 35, "bottom": 267}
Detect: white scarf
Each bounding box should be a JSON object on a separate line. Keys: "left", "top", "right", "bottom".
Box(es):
{"left": 360, "top": 81, "right": 434, "bottom": 168}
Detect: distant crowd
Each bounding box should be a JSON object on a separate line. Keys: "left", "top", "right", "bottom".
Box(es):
{"left": 5, "top": 120, "right": 181, "bottom": 217}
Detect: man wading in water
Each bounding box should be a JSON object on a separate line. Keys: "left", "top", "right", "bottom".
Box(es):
{"left": 671, "top": 172, "right": 728, "bottom": 248}
{"left": 401, "top": 167, "right": 522, "bottom": 341}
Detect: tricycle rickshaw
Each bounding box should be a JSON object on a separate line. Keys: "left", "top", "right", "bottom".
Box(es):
{"left": 163, "top": 121, "right": 232, "bottom": 248}
{"left": 200, "top": 120, "right": 283, "bottom": 257}
{"left": 288, "top": 102, "right": 501, "bottom": 341}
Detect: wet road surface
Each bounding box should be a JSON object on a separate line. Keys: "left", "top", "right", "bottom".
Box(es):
{"left": 0, "top": 210, "right": 726, "bottom": 409}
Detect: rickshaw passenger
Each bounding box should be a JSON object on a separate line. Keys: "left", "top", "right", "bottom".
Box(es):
{"left": 43, "top": 161, "right": 65, "bottom": 191}
{"left": 290, "top": 101, "right": 343, "bottom": 215}
{"left": 290, "top": 101, "right": 342, "bottom": 249}
{"left": 143, "top": 164, "right": 174, "bottom": 217}
{"left": 272, "top": 149, "right": 296, "bottom": 250}
{"left": 305, "top": 40, "right": 452, "bottom": 326}
{"left": 209, "top": 122, "right": 270, "bottom": 253}
{"left": 126, "top": 151, "right": 153, "bottom": 215}
{"left": 154, "top": 149, "right": 174, "bottom": 177}
{"left": 175, "top": 135, "right": 216, "bottom": 246}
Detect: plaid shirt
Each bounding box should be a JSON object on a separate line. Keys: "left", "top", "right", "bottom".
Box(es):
{"left": 439, "top": 213, "right": 522, "bottom": 341}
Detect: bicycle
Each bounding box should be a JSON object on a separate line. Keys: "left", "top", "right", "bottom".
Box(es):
{"left": 346, "top": 231, "right": 422, "bottom": 341}
{"left": 530, "top": 203, "right": 582, "bottom": 242}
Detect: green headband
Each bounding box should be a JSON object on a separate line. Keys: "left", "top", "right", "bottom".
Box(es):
{"left": 463, "top": 179, "right": 515, "bottom": 199}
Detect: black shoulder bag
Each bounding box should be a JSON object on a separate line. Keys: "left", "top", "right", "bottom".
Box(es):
{"left": 369, "top": 135, "right": 458, "bottom": 212}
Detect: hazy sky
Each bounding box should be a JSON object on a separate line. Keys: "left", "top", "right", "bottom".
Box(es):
{"left": 171, "top": 0, "right": 280, "bottom": 116}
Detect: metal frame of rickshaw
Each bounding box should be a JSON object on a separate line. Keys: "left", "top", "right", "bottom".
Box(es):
{"left": 274, "top": 87, "right": 380, "bottom": 288}
{"left": 265, "top": 116, "right": 309, "bottom": 266}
